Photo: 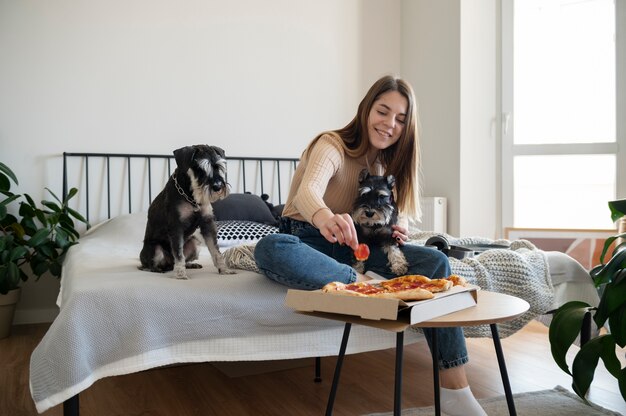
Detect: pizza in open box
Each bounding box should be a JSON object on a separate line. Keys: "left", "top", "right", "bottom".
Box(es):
{"left": 321, "top": 274, "right": 467, "bottom": 301}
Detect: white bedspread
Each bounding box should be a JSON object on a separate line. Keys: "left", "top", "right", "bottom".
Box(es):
{"left": 29, "top": 213, "right": 423, "bottom": 413}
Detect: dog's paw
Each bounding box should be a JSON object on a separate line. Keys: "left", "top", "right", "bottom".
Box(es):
{"left": 174, "top": 263, "right": 189, "bottom": 279}
{"left": 219, "top": 267, "right": 237, "bottom": 275}
{"left": 185, "top": 263, "right": 203, "bottom": 269}
{"left": 390, "top": 262, "right": 408, "bottom": 276}
{"left": 386, "top": 247, "right": 409, "bottom": 275}
{"left": 389, "top": 254, "right": 409, "bottom": 275}
{"left": 353, "top": 261, "right": 365, "bottom": 274}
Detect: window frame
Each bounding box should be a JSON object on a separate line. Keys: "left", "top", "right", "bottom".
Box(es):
{"left": 500, "top": 0, "right": 626, "bottom": 233}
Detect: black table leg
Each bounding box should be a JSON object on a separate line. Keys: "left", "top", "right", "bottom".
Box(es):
{"left": 315, "top": 356, "right": 322, "bottom": 382}
{"left": 490, "top": 324, "right": 517, "bottom": 416}
{"left": 325, "top": 322, "right": 352, "bottom": 416}
{"left": 394, "top": 331, "right": 404, "bottom": 416}
{"left": 431, "top": 328, "right": 441, "bottom": 416}
{"left": 64, "top": 394, "right": 79, "bottom": 416}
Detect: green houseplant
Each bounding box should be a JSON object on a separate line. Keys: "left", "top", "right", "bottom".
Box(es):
{"left": 549, "top": 198, "right": 626, "bottom": 402}
{"left": 0, "top": 162, "right": 86, "bottom": 337}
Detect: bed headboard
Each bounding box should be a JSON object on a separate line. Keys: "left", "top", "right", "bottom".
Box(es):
{"left": 63, "top": 152, "right": 299, "bottom": 227}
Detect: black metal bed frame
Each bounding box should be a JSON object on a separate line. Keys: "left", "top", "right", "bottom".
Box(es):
{"left": 62, "top": 152, "right": 299, "bottom": 227}
{"left": 59, "top": 152, "right": 307, "bottom": 416}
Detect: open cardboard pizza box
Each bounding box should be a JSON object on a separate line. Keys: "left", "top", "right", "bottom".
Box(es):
{"left": 285, "top": 282, "right": 479, "bottom": 331}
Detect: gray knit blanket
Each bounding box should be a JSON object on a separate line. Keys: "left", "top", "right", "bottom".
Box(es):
{"left": 406, "top": 232, "right": 554, "bottom": 337}
{"left": 224, "top": 233, "right": 554, "bottom": 338}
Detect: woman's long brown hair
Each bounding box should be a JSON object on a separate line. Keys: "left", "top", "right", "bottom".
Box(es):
{"left": 313, "top": 76, "right": 421, "bottom": 218}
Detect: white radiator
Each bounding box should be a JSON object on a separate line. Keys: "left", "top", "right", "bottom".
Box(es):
{"left": 413, "top": 197, "right": 447, "bottom": 233}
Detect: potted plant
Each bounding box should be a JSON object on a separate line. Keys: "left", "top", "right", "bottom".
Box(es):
{"left": 0, "top": 162, "right": 87, "bottom": 338}
{"left": 549, "top": 198, "right": 626, "bottom": 402}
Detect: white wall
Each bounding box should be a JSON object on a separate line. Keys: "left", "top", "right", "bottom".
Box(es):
{"left": 1, "top": 0, "right": 408, "bottom": 323}
{"left": 402, "top": 0, "right": 497, "bottom": 238}
{"left": 0, "top": 0, "right": 375, "bottom": 189}
{"left": 459, "top": 0, "right": 497, "bottom": 238}
{"left": 401, "top": 0, "right": 462, "bottom": 234}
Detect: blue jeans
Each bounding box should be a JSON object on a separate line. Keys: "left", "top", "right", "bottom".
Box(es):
{"left": 254, "top": 218, "right": 469, "bottom": 369}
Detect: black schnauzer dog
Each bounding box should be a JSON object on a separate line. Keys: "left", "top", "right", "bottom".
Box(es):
{"left": 351, "top": 169, "right": 408, "bottom": 275}
{"left": 139, "top": 145, "right": 235, "bottom": 279}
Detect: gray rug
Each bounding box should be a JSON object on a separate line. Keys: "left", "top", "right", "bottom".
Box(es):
{"left": 363, "top": 386, "right": 624, "bottom": 416}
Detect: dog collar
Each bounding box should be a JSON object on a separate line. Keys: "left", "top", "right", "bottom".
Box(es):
{"left": 172, "top": 173, "right": 201, "bottom": 210}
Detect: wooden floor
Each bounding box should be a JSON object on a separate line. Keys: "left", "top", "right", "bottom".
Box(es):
{"left": 2, "top": 320, "right": 624, "bottom": 416}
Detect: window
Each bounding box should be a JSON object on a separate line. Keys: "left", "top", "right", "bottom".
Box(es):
{"left": 502, "top": 0, "right": 622, "bottom": 231}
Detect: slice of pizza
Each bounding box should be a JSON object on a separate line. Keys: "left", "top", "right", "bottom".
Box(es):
{"left": 446, "top": 274, "right": 468, "bottom": 287}
{"left": 379, "top": 274, "right": 453, "bottom": 294}
{"left": 321, "top": 280, "right": 434, "bottom": 301}
{"left": 322, "top": 281, "right": 387, "bottom": 296}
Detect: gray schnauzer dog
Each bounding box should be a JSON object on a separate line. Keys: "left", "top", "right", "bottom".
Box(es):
{"left": 139, "top": 145, "right": 235, "bottom": 279}
{"left": 351, "top": 169, "right": 408, "bottom": 275}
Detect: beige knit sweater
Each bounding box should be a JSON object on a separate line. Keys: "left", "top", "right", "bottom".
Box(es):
{"left": 282, "top": 133, "right": 403, "bottom": 226}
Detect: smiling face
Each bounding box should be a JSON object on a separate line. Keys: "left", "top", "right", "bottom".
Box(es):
{"left": 367, "top": 90, "right": 408, "bottom": 151}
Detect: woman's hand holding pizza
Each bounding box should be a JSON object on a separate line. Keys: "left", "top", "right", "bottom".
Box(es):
{"left": 314, "top": 210, "right": 359, "bottom": 250}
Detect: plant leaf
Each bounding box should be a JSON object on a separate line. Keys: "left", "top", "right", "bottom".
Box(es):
{"left": 597, "top": 234, "right": 626, "bottom": 264}
{"left": 0, "top": 162, "right": 19, "bottom": 185}
{"left": 571, "top": 334, "right": 619, "bottom": 398}
{"left": 9, "top": 246, "right": 28, "bottom": 262}
{"left": 30, "top": 256, "right": 49, "bottom": 277}
{"left": 64, "top": 187, "right": 79, "bottom": 202}
{"left": 58, "top": 223, "right": 79, "bottom": 240}
{"left": 34, "top": 208, "right": 47, "bottom": 227}
{"left": 37, "top": 242, "right": 55, "bottom": 258}
{"left": 49, "top": 260, "right": 62, "bottom": 277}
{"left": 549, "top": 301, "right": 593, "bottom": 375}
{"left": 8, "top": 222, "right": 25, "bottom": 239}
{"left": 0, "top": 174, "right": 10, "bottom": 193}
{"left": 66, "top": 206, "right": 87, "bottom": 224}
{"left": 7, "top": 262, "right": 21, "bottom": 288}
{"left": 23, "top": 193, "right": 35, "bottom": 207}
{"left": 594, "top": 268, "right": 626, "bottom": 328}
{"left": 608, "top": 301, "right": 626, "bottom": 347}
{"left": 41, "top": 200, "right": 62, "bottom": 213}
{"left": 608, "top": 199, "right": 626, "bottom": 223}
{"left": 54, "top": 228, "right": 70, "bottom": 248}
{"left": 28, "top": 228, "right": 51, "bottom": 248}
{"left": 44, "top": 187, "right": 62, "bottom": 204}
{"left": 0, "top": 193, "right": 21, "bottom": 207}
{"left": 591, "top": 249, "right": 626, "bottom": 287}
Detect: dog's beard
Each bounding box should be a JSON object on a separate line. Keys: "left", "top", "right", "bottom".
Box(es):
{"left": 188, "top": 163, "right": 229, "bottom": 206}
{"left": 352, "top": 205, "right": 395, "bottom": 227}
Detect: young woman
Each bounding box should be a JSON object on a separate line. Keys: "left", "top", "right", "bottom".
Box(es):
{"left": 254, "top": 75, "right": 486, "bottom": 416}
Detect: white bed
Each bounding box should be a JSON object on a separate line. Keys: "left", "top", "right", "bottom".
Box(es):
{"left": 30, "top": 211, "right": 422, "bottom": 413}
{"left": 28, "top": 152, "right": 600, "bottom": 414}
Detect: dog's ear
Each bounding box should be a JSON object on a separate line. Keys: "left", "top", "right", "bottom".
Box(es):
{"left": 386, "top": 175, "right": 396, "bottom": 190}
{"left": 173, "top": 146, "right": 194, "bottom": 168}
{"left": 358, "top": 169, "right": 370, "bottom": 184}
{"left": 211, "top": 146, "right": 226, "bottom": 159}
